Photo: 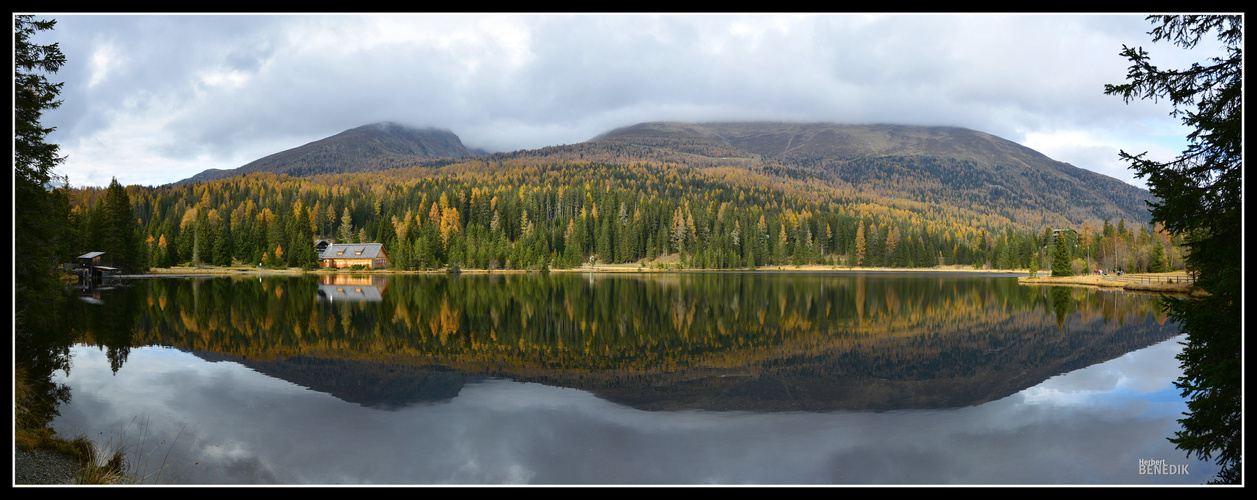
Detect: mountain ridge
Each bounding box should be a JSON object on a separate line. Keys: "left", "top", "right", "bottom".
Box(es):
{"left": 176, "top": 122, "right": 476, "bottom": 185}
{"left": 174, "top": 120, "right": 1153, "bottom": 225}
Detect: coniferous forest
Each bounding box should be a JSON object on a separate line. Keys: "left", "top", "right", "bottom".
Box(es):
{"left": 52, "top": 123, "right": 1184, "bottom": 276}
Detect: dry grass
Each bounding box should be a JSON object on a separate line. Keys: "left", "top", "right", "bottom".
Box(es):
{"left": 1019, "top": 275, "right": 1114, "bottom": 286}
{"left": 89, "top": 416, "right": 189, "bottom": 485}
{"left": 74, "top": 442, "right": 128, "bottom": 485}
{"left": 1019, "top": 272, "right": 1197, "bottom": 295}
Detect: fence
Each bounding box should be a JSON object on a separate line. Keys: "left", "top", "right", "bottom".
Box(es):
{"left": 1101, "top": 273, "right": 1196, "bottom": 285}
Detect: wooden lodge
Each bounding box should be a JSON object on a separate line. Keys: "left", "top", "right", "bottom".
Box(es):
{"left": 77, "top": 251, "right": 105, "bottom": 268}
{"left": 319, "top": 243, "right": 390, "bottom": 269}
{"left": 75, "top": 251, "right": 119, "bottom": 282}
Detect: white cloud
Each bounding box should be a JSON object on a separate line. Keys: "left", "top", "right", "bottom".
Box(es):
{"left": 86, "top": 42, "right": 123, "bottom": 88}
{"left": 41, "top": 13, "right": 1199, "bottom": 188}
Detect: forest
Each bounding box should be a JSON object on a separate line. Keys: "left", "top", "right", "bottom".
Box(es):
{"left": 53, "top": 153, "right": 1182, "bottom": 277}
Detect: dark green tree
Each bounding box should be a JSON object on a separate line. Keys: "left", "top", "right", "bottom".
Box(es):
{"left": 213, "top": 217, "right": 233, "bottom": 266}
{"left": 1105, "top": 15, "right": 1241, "bottom": 484}
{"left": 15, "top": 15, "right": 68, "bottom": 328}
{"left": 1051, "top": 230, "right": 1073, "bottom": 277}
{"left": 1148, "top": 243, "right": 1168, "bottom": 274}
{"left": 196, "top": 207, "right": 213, "bottom": 266}
{"left": 101, "top": 178, "right": 142, "bottom": 272}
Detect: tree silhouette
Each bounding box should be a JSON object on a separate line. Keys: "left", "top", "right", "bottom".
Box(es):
{"left": 1106, "top": 15, "right": 1241, "bottom": 483}
{"left": 15, "top": 15, "right": 68, "bottom": 326}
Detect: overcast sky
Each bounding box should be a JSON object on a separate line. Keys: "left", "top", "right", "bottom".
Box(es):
{"left": 24, "top": 13, "right": 1228, "bottom": 189}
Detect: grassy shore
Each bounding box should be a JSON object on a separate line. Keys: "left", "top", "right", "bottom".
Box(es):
{"left": 144, "top": 262, "right": 1028, "bottom": 276}
{"left": 1018, "top": 271, "right": 1201, "bottom": 296}
{"left": 144, "top": 262, "right": 1201, "bottom": 297}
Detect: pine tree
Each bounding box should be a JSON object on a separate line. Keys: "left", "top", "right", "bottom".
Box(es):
{"left": 1106, "top": 16, "right": 1242, "bottom": 482}
{"left": 101, "top": 178, "right": 141, "bottom": 272}
{"left": 15, "top": 15, "right": 68, "bottom": 324}
{"left": 1051, "top": 230, "right": 1073, "bottom": 277}
{"left": 1148, "top": 243, "right": 1167, "bottom": 273}
{"left": 195, "top": 208, "right": 213, "bottom": 265}
{"left": 213, "top": 217, "right": 232, "bottom": 266}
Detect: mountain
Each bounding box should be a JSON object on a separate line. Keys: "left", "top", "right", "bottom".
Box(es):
{"left": 175, "top": 119, "right": 1152, "bottom": 227}
{"left": 176, "top": 122, "right": 476, "bottom": 184}
{"left": 577, "top": 121, "right": 1153, "bottom": 226}
{"left": 592, "top": 121, "right": 1069, "bottom": 165}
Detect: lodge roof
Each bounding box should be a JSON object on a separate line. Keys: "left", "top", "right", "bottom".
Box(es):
{"left": 319, "top": 243, "right": 385, "bottom": 260}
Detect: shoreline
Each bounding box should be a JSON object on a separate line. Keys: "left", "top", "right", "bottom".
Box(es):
{"left": 142, "top": 263, "right": 1028, "bottom": 277}
{"left": 1017, "top": 273, "right": 1200, "bottom": 296}
{"left": 139, "top": 264, "right": 1202, "bottom": 297}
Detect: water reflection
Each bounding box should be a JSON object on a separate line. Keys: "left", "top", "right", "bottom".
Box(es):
{"left": 40, "top": 272, "right": 1205, "bottom": 484}
{"left": 57, "top": 273, "right": 1179, "bottom": 412}
{"left": 316, "top": 275, "right": 388, "bottom": 303}
{"left": 50, "top": 337, "right": 1212, "bottom": 484}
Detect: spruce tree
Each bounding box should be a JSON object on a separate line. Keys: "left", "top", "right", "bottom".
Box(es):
{"left": 1106, "top": 15, "right": 1241, "bottom": 482}
{"left": 101, "top": 178, "right": 141, "bottom": 272}
{"left": 15, "top": 15, "right": 68, "bottom": 324}
{"left": 1149, "top": 243, "right": 1168, "bottom": 273}
{"left": 1051, "top": 230, "right": 1072, "bottom": 277}
{"left": 213, "top": 218, "right": 232, "bottom": 266}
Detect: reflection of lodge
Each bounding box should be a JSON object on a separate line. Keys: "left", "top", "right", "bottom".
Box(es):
{"left": 317, "top": 275, "right": 389, "bottom": 302}
{"left": 319, "top": 243, "right": 390, "bottom": 269}
{"left": 77, "top": 288, "right": 107, "bottom": 305}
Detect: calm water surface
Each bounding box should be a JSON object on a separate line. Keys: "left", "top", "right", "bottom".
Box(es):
{"left": 45, "top": 272, "right": 1214, "bottom": 484}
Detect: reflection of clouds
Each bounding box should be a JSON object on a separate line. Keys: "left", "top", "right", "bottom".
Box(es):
{"left": 1106, "top": 337, "right": 1185, "bottom": 393}
{"left": 1020, "top": 335, "right": 1185, "bottom": 407}
{"left": 1020, "top": 367, "right": 1121, "bottom": 406}
{"left": 52, "top": 338, "right": 1211, "bottom": 485}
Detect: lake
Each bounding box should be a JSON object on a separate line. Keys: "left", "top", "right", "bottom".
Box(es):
{"left": 42, "top": 272, "right": 1215, "bottom": 484}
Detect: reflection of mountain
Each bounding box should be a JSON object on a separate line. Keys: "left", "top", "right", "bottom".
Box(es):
{"left": 69, "top": 274, "right": 1179, "bottom": 412}
{"left": 195, "top": 351, "right": 473, "bottom": 409}
{"left": 547, "top": 313, "right": 1178, "bottom": 412}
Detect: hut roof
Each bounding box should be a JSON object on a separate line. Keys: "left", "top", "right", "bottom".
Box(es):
{"left": 320, "top": 243, "right": 385, "bottom": 260}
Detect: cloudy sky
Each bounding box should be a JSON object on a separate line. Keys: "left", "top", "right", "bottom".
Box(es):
{"left": 25, "top": 13, "right": 1225, "bottom": 189}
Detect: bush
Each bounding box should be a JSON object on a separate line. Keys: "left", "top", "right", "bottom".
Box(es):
{"left": 1071, "top": 258, "right": 1088, "bottom": 276}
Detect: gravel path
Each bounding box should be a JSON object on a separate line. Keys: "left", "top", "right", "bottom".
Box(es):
{"left": 14, "top": 445, "right": 83, "bottom": 485}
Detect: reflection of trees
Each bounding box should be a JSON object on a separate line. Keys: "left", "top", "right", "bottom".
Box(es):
{"left": 61, "top": 286, "right": 141, "bottom": 374}
{"left": 1050, "top": 286, "right": 1073, "bottom": 330}
{"left": 15, "top": 306, "right": 74, "bottom": 433}
{"left": 63, "top": 274, "right": 1179, "bottom": 410}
